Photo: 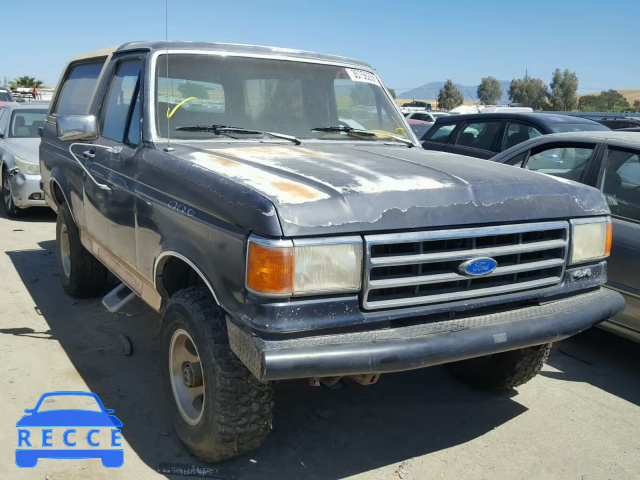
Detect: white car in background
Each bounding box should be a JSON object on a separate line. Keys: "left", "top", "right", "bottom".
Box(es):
{"left": 0, "top": 103, "right": 49, "bottom": 217}
{"left": 403, "top": 111, "right": 450, "bottom": 123}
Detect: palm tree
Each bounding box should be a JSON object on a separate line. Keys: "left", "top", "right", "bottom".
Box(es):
{"left": 9, "top": 76, "right": 44, "bottom": 89}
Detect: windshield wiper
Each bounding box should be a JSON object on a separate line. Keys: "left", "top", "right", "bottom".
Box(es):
{"left": 311, "top": 125, "right": 414, "bottom": 147}
{"left": 175, "top": 125, "right": 301, "bottom": 145}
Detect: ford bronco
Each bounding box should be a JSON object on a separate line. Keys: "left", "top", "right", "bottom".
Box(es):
{"left": 40, "top": 41, "right": 625, "bottom": 462}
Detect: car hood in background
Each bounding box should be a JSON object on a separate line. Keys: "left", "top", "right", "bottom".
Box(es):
{"left": 174, "top": 142, "right": 610, "bottom": 236}
{"left": 3, "top": 138, "right": 40, "bottom": 163}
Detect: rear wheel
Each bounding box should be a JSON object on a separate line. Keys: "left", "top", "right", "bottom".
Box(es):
{"left": 55, "top": 202, "right": 108, "bottom": 297}
{"left": 160, "top": 286, "right": 273, "bottom": 462}
{"left": 446, "top": 344, "right": 551, "bottom": 392}
{"left": 2, "top": 168, "right": 23, "bottom": 217}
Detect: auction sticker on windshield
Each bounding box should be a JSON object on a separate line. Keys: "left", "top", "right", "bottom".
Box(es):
{"left": 15, "top": 391, "right": 124, "bottom": 468}
{"left": 345, "top": 68, "right": 380, "bottom": 85}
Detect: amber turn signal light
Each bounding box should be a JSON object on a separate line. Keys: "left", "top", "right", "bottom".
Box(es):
{"left": 246, "top": 241, "right": 294, "bottom": 295}
{"left": 605, "top": 220, "right": 613, "bottom": 257}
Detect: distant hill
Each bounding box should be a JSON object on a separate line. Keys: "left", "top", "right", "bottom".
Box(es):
{"left": 399, "top": 81, "right": 511, "bottom": 104}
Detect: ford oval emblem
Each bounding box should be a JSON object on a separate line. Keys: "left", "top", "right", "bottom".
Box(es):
{"left": 459, "top": 257, "right": 498, "bottom": 277}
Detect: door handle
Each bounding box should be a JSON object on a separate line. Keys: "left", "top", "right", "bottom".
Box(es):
{"left": 83, "top": 150, "right": 96, "bottom": 159}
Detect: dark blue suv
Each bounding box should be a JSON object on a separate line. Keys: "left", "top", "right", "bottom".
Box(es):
{"left": 422, "top": 112, "right": 609, "bottom": 159}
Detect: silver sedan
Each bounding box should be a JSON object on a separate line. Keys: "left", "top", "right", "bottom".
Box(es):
{"left": 0, "top": 103, "right": 49, "bottom": 216}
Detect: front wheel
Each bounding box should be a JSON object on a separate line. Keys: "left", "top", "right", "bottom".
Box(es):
{"left": 2, "top": 168, "right": 23, "bottom": 217}
{"left": 446, "top": 344, "right": 551, "bottom": 392}
{"left": 160, "top": 286, "right": 273, "bottom": 462}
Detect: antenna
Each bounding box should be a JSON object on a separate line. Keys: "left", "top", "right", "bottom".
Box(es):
{"left": 163, "top": 0, "right": 174, "bottom": 152}
{"left": 464, "top": 87, "right": 481, "bottom": 113}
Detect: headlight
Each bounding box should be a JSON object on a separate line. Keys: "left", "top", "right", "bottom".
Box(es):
{"left": 14, "top": 156, "right": 40, "bottom": 175}
{"left": 246, "top": 236, "right": 363, "bottom": 296}
{"left": 570, "top": 217, "right": 612, "bottom": 265}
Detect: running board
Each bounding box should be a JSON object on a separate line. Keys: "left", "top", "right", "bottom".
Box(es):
{"left": 102, "top": 283, "right": 137, "bottom": 313}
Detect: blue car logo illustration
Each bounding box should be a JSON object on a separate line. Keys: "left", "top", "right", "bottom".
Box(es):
{"left": 16, "top": 391, "right": 123, "bottom": 468}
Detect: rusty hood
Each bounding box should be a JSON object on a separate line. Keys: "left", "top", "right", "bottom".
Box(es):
{"left": 177, "top": 142, "right": 609, "bottom": 236}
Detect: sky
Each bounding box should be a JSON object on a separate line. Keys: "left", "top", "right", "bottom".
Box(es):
{"left": 3, "top": 0, "right": 639, "bottom": 94}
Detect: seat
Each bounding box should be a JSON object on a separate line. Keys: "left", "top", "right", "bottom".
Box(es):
{"left": 13, "top": 116, "right": 30, "bottom": 137}
{"left": 458, "top": 132, "right": 475, "bottom": 147}
{"left": 506, "top": 132, "right": 529, "bottom": 150}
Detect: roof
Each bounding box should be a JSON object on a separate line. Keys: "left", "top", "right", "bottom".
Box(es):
{"left": 1, "top": 102, "right": 50, "bottom": 110}
{"left": 539, "top": 130, "right": 640, "bottom": 145}
{"left": 68, "top": 41, "right": 373, "bottom": 69}
{"left": 434, "top": 112, "right": 603, "bottom": 125}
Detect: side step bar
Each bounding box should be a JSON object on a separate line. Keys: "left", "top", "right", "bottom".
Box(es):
{"left": 102, "top": 283, "right": 138, "bottom": 313}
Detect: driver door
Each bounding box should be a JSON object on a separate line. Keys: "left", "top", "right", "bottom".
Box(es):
{"left": 83, "top": 56, "right": 143, "bottom": 270}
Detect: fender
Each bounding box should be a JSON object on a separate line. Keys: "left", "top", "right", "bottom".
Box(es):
{"left": 154, "top": 251, "right": 221, "bottom": 306}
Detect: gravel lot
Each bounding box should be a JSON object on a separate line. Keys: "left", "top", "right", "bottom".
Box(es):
{"left": 1, "top": 208, "right": 639, "bottom": 480}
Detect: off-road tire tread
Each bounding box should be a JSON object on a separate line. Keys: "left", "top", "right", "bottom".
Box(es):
{"left": 161, "top": 286, "right": 273, "bottom": 462}
{"left": 446, "top": 344, "right": 551, "bottom": 392}
{"left": 56, "top": 203, "right": 108, "bottom": 298}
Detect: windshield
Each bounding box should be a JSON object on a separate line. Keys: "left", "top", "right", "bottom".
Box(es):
{"left": 9, "top": 109, "right": 47, "bottom": 138}
{"left": 155, "top": 54, "right": 410, "bottom": 142}
{"left": 549, "top": 123, "right": 610, "bottom": 133}
{"left": 0, "top": 91, "right": 13, "bottom": 102}
{"left": 35, "top": 395, "right": 103, "bottom": 413}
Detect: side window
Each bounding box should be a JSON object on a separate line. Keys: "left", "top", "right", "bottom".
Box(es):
{"left": 426, "top": 124, "right": 455, "bottom": 143}
{"left": 506, "top": 150, "right": 529, "bottom": 167}
{"left": 502, "top": 122, "right": 543, "bottom": 150}
{"left": 54, "top": 61, "right": 105, "bottom": 115}
{"left": 455, "top": 121, "right": 501, "bottom": 151}
{"left": 525, "top": 145, "right": 595, "bottom": 181}
{"left": 0, "top": 109, "right": 7, "bottom": 134}
{"left": 599, "top": 148, "right": 640, "bottom": 221}
{"left": 101, "top": 60, "right": 142, "bottom": 143}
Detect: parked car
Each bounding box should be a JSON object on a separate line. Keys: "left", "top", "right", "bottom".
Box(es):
{"left": 422, "top": 112, "right": 610, "bottom": 159}
{"left": 596, "top": 117, "right": 640, "bottom": 130}
{"left": 42, "top": 41, "right": 623, "bottom": 462}
{"left": 0, "top": 103, "right": 49, "bottom": 216}
{"left": 404, "top": 111, "right": 449, "bottom": 123}
{"left": 407, "top": 118, "right": 433, "bottom": 138}
{"left": 618, "top": 127, "right": 640, "bottom": 133}
{"left": 0, "top": 87, "right": 15, "bottom": 106}
{"left": 400, "top": 100, "right": 432, "bottom": 111}
{"left": 492, "top": 131, "right": 640, "bottom": 342}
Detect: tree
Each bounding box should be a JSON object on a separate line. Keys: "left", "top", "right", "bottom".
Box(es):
{"left": 388, "top": 88, "right": 397, "bottom": 100}
{"left": 634, "top": 100, "right": 640, "bottom": 112}
{"left": 8, "top": 76, "right": 44, "bottom": 89}
{"left": 476, "top": 76, "right": 502, "bottom": 105}
{"left": 177, "top": 81, "right": 209, "bottom": 99}
{"left": 578, "top": 89, "right": 630, "bottom": 112}
{"left": 548, "top": 69, "right": 578, "bottom": 111}
{"left": 508, "top": 74, "right": 549, "bottom": 110}
{"left": 437, "top": 80, "right": 464, "bottom": 110}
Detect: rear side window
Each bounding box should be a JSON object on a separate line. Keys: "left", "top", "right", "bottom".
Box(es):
{"left": 502, "top": 122, "right": 543, "bottom": 150}
{"left": 54, "top": 61, "right": 105, "bottom": 115}
{"left": 426, "top": 124, "right": 455, "bottom": 143}
{"left": 525, "top": 145, "right": 595, "bottom": 181}
{"left": 455, "top": 121, "right": 501, "bottom": 151}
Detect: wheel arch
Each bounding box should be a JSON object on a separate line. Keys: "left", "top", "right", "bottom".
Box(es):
{"left": 154, "top": 251, "right": 221, "bottom": 306}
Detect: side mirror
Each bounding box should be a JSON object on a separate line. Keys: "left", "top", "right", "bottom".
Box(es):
{"left": 56, "top": 115, "right": 98, "bottom": 142}
{"left": 23, "top": 409, "right": 34, "bottom": 414}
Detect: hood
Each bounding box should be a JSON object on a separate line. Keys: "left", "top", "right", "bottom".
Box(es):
{"left": 175, "top": 142, "right": 609, "bottom": 236}
{"left": 3, "top": 138, "right": 40, "bottom": 162}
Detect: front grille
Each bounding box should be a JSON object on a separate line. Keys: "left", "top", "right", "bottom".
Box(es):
{"left": 362, "top": 221, "right": 569, "bottom": 310}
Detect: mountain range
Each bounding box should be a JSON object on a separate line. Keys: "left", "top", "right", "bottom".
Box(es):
{"left": 398, "top": 81, "right": 511, "bottom": 104}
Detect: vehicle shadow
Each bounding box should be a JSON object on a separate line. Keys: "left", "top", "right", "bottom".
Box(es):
{"left": 7, "top": 241, "right": 529, "bottom": 479}
{"left": 0, "top": 205, "right": 56, "bottom": 223}
{"left": 543, "top": 327, "right": 640, "bottom": 407}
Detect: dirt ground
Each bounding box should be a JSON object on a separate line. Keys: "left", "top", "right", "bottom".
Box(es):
{"left": 1, "top": 207, "right": 639, "bottom": 480}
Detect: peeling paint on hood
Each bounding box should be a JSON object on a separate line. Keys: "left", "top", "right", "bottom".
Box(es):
{"left": 173, "top": 142, "right": 610, "bottom": 237}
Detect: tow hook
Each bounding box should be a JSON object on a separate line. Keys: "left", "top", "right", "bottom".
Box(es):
{"left": 309, "top": 373, "right": 381, "bottom": 388}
